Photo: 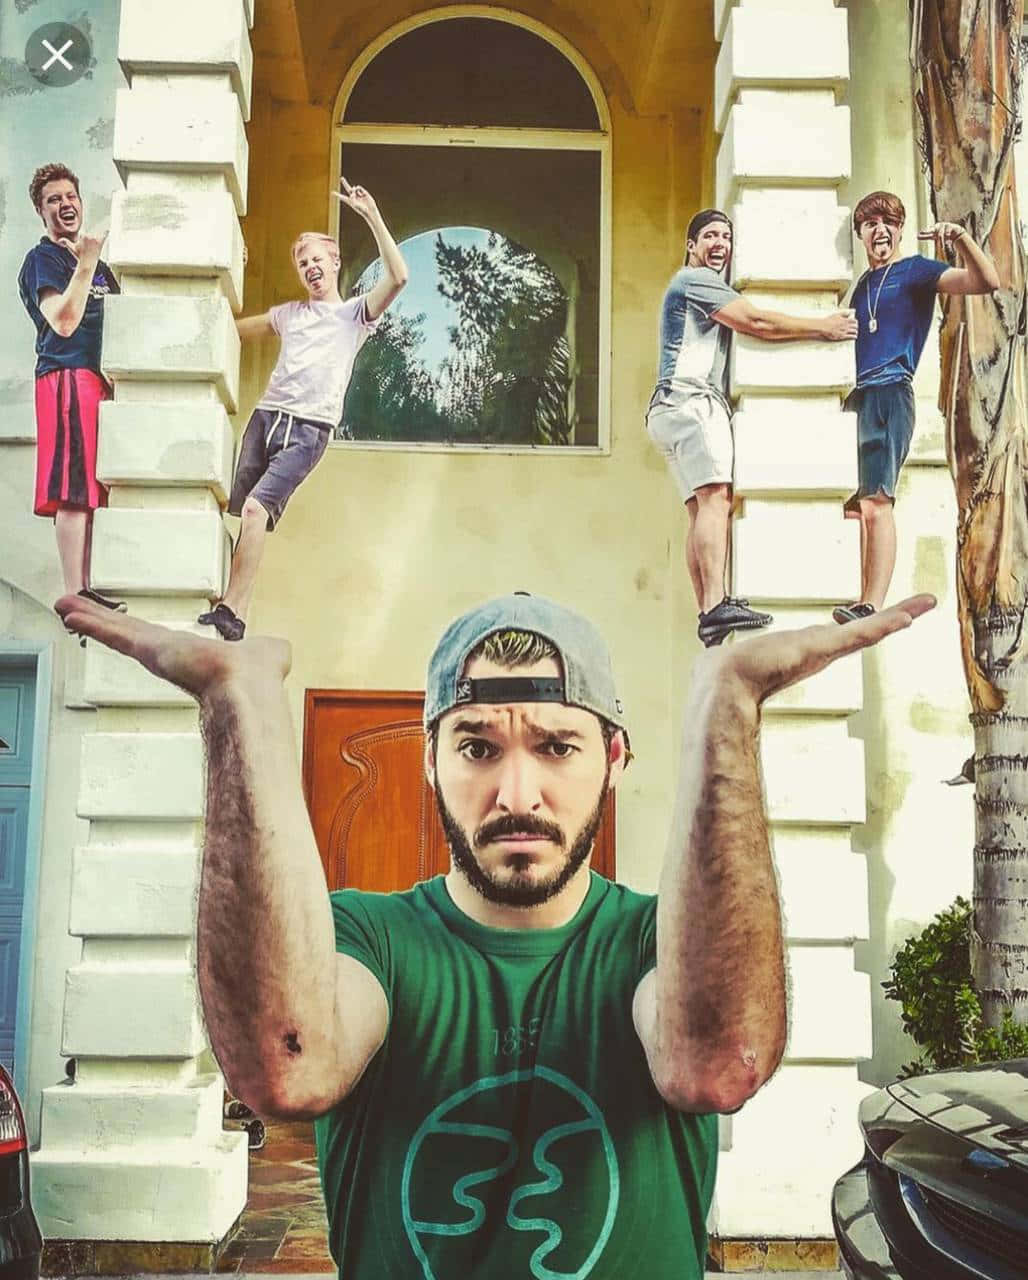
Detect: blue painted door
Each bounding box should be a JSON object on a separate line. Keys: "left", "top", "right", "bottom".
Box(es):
{"left": 0, "top": 667, "right": 35, "bottom": 1074}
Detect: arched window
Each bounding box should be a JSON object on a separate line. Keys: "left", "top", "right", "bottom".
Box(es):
{"left": 332, "top": 10, "right": 610, "bottom": 450}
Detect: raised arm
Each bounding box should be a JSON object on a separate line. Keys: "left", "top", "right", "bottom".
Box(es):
{"left": 634, "top": 594, "right": 936, "bottom": 1114}
{"left": 38, "top": 230, "right": 105, "bottom": 337}
{"left": 713, "top": 296, "right": 858, "bottom": 343}
{"left": 236, "top": 312, "right": 276, "bottom": 342}
{"left": 923, "top": 223, "right": 1000, "bottom": 296}
{"left": 53, "top": 597, "right": 389, "bottom": 1119}
{"left": 336, "top": 182, "right": 409, "bottom": 320}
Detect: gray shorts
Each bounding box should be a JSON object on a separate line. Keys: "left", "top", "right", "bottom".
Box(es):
{"left": 645, "top": 383, "right": 734, "bottom": 502}
{"left": 229, "top": 407, "right": 331, "bottom": 530}
{"left": 843, "top": 381, "right": 915, "bottom": 513}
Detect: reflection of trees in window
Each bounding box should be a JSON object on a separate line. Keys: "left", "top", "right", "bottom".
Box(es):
{"left": 342, "top": 229, "right": 572, "bottom": 445}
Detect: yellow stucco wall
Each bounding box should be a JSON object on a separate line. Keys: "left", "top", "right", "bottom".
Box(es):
{"left": 239, "top": 3, "right": 712, "bottom": 893}
{"left": 210, "top": 0, "right": 976, "bottom": 1089}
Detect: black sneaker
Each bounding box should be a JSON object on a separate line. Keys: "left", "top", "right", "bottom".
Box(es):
{"left": 197, "top": 602, "right": 246, "bottom": 642}
{"left": 832, "top": 601, "right": 876, "bottom": 625}
{"left": 698, "top": 596, "right": 773, "bottom": 647}
{"left": 78, "top": 587, "right": 127, "bottom": 612}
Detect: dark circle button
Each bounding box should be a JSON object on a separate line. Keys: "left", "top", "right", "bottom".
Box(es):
{"left": 25, "top": 23, "right": 91, "bottom": 88}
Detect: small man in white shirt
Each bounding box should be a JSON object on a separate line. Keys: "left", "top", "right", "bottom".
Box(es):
{"left": 199, "top": 182, "right": 408, "bottom": 641}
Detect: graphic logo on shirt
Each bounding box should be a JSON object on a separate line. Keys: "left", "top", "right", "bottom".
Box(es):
{"left": 90, "top": 273, "right": 113, "bottom": 299}
{"left": 401, "top": 1066, "right": 619, "bottom": 1279}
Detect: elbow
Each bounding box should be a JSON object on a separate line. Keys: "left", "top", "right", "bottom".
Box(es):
{"left": 653, "top": 1048, "right": 783, "bottom": 1115}
{"left": 655, "top": 1070, "right": 762, "bottom": 1115}
{"left": 227, "top": 1074, "right": 341, "bottom": 1122}
{"left": 394, "top": 267, "right": 410, "bottom": 290}
{"left": 52, "top": 316, "right": 76, "bottom": 339}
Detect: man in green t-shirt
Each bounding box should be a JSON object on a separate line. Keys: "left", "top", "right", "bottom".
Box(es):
{"left": 57, "top": 588, "right": 935, "bottom": 1278}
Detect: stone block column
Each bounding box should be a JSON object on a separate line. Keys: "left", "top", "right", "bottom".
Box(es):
{"left": 31, "top": 0, "right": 254, "bottom": 1250}
{"left": 709, "top": 0, "right": 872, "bottom": 1242}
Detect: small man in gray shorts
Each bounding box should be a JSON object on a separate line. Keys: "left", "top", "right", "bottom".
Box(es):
{"left": 832, "top": 190, "right": 998, "bottom": 625}
{"left": 199, "top": 181, "right": 408, "bottom": 640}
{"left": 646, "top": 209, "right": 858, "bottom": 647}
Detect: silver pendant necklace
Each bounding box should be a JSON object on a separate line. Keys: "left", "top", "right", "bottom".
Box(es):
{"left": 867, "top": 262, "right": 894, "bottom": 334}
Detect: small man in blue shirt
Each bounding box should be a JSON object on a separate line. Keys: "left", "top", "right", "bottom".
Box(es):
{"left": 646, "top": 210, "right": 857, "bottom": 647}
{"left": 17, "top": 162, "right": 123, "bottom": 611}
{"left": 833, "top": 190, "right": 999, "bottom": 624}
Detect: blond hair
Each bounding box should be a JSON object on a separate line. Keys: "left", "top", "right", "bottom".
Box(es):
{"left": 290, "top": 231, "right": 340, "bottom": 262}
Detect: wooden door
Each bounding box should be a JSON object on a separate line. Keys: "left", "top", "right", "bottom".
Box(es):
{"left": 302, "top": 690, "right": 615, "bottom": 893}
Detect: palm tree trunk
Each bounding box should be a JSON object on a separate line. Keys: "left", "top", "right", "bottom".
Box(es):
{"left": 910, "top": 0, "right": 1028, "bottom": 1029}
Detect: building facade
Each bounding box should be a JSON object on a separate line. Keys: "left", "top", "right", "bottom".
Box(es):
{"left": 0, "top": 0, "right": 978, "bottom": 1259}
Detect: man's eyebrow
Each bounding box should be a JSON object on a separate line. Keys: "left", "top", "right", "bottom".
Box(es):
{"left": 449, "top": 717, "right": 494, "bottom": 735}
{"left": 446, "top": 717, "right": 586, "bottom": 742}
{"left": 524, "top": 723, "right": 586, "bottom": 742}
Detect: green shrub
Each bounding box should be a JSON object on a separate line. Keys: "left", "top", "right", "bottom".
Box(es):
{"left": 882, "top": 896, "right": 1028, "bottom": 1077}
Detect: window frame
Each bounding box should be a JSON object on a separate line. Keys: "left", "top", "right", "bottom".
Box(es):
{"left": 328, "top": 6, "right": 613, "bottom": 455}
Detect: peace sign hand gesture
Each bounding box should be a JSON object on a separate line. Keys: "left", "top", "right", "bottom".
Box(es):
{"left": 334, "top": 178, "right": 380, "bottom": 224}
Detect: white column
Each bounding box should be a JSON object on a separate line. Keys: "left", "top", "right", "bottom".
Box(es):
{"left": 710, "top": 0, "right": 872, "bottom": 1241}
{"left": 31, "top": 0, "right": 254, "bottom": 1247}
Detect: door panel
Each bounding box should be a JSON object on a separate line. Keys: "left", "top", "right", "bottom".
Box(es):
{"left": 303, "top": 690, "right": 615, "bottom": 893}
{"left": 0, "top": 665, "right": 34, "bottom": 1075}
{"left": 0, "top": 679, "right": 34, "bottom": 784}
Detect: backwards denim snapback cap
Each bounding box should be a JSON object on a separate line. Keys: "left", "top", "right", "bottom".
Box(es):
{"left": 424, "top": 592, "right": 628, "bottom": 742}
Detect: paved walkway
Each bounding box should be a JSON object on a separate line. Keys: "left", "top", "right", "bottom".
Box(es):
{"left": 91, "top": 1118, "right": 844, "bottom": 1279}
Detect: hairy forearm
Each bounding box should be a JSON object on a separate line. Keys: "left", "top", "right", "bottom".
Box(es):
{"left": 196, "top": 681, "right": 344, "bottom": 1114}
{"left": 652, "top": 679, "right": 787, "bottom": 1111}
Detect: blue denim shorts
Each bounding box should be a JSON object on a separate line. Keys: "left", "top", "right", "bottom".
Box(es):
{"left": 229, "top": 407, "right": 331, "bottom": 530}
{"left": 843, "top": 380, "right": 915, "bottom": 512}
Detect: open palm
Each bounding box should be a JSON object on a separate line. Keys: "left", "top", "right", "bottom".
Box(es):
{"left": 54, "top": 594, "right": 291, "bottom": 700}
{"left": 712, "top": 594, "right": 936, "bottom": 706}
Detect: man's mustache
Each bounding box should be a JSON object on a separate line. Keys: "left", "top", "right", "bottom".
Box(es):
{"left": 475, "top": 813, "right": 565, "bottom": 848}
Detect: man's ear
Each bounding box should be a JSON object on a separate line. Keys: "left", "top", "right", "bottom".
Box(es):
{"left": 424, "top": 733, "right": 436, "bottom": 788}
{"left": 606, "top": 731, "right": 629, "bottom": 790}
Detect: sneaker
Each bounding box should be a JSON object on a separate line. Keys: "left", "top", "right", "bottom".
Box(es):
{"left": 698, "top": 596, "right": 773, "bottom": 648}
{"left": 78, "top": 587, "right": 127, "bottom": 612}
{"left": 197, "top": 602, "right": 246, "bottom": 642}
{"left": 244, "top": 1117, "right": 266, "bottom": 1151}
{"left": 832, "top": 601, "right": 876, "bottom": 625}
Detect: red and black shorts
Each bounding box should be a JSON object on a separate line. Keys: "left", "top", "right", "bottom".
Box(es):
{"left": 33, "top": 368, "right": 111, "bottom": 518}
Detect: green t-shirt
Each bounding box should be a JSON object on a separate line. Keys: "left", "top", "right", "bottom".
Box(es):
{"left": 314, "top": 873, "right": 718, "bottom": 1279}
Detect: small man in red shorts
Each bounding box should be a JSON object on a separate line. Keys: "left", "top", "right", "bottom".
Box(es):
{"left": 18, "top": 162, "right": 124, "bottom": 610}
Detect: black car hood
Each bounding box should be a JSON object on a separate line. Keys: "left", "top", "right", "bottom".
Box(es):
{"left": 887, "top": 1058, "right": 1028, "bottom": 1170}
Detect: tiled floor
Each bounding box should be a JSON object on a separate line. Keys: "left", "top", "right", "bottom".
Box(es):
{"left": 215, "top": 1119, "right": 335, "bottom": 1275}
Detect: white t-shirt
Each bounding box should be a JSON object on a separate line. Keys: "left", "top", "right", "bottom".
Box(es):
{"left": 257, "top": 295, "right": 379, "bottom": 427}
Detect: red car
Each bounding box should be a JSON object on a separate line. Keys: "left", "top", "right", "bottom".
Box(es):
{"left": 0, "top": 1065, "right": 41, "bottom": 1279}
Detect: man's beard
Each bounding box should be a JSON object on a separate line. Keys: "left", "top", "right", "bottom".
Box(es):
{"left": 435, "top": 777, "right": 609, "bottom": 909}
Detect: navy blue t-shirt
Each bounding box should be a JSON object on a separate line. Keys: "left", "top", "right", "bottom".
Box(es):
{"left": 852, "top": 254, "right": 949, "bottom": 389}
{"left": 17, "top": 238, "right": 119, "bottom": 377}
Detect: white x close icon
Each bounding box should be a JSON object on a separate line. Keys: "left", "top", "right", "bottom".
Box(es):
{"left": 41, "top": 38, "right": 74, "bottom": 71}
